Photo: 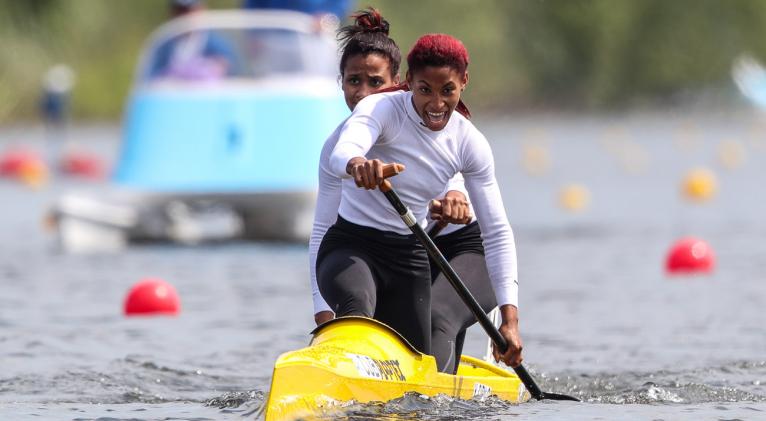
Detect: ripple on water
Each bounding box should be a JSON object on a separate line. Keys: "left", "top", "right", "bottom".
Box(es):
{"left": 537, "top": 361, "right": 766, "bottom": 404}
{"left": 0, "top": 356, "right": 263, "bottom": 405}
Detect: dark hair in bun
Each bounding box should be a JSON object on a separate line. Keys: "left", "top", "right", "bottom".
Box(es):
{"left": 337, "top": 7, "right": 401, "bottom": 78}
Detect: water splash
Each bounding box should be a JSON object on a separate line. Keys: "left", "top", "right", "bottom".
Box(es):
{"left": 302, "top": 392, "right": 523, "bottom": 420}
{"left": 204, "top": 390, "right": 265, "bottom": 419}
{"left": 204, "top": 390, "right": 263, "bottom": 408}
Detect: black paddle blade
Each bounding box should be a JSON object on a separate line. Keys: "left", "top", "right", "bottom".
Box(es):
{"left": 514, "top": 365, "right": 580, "bottom": 402}
{"left": 539, "top": 392, "right": 581, "bottom": 402}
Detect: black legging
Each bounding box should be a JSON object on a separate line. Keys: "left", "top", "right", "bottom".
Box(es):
{"left": 317, "top": 216, "right": 432, "bottom": 354}
{"left": 430, "top": 222, "right": 496, "bottom": 374}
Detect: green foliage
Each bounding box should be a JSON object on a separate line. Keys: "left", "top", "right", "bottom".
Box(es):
{"left": 0, "top": 0, "right": 235, "bottom": 122}
{"left": 372, "top": 0, "right": 766, "bottom": 109}
{"left": 3, "top": 0, "right": 766, "bottom": 121}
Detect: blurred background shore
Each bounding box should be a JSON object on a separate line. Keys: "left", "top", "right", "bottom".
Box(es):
{"left": 5, "top": 0, "right": 766, "bottom": 123}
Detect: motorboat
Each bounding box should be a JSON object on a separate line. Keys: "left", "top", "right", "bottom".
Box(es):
{"left": 50, "top": 9, "right": 349, "bottom": 251}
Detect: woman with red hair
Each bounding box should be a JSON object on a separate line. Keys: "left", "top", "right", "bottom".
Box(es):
{"left": 316, "top": 33, "right": 522, "bottom": 368}
{"left": 310, "top": 10, "right": 471, "bottom": 325}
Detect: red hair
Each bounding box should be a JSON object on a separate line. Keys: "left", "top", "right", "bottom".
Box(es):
{"left": 406, "top": 34, "right": 469, "bottom": 75}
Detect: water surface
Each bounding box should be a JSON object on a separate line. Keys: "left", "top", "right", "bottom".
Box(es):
{"left": 1, "top": 111, "right": 765, "bottom": 420}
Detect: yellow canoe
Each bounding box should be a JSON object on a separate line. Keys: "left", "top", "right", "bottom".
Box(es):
{"left": 264, "top": 316, "right": 530, "bottom": 421}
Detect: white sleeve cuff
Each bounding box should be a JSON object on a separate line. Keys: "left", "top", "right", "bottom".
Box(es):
{"left": 313, "top": 291, "right": 333, "bottom": 314}
{"left": 492, "top": 281, "right": 518, "bottom": 308}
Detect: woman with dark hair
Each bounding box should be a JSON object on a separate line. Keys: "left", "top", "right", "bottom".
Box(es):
{"left": 335, "top": 8, "right": 401, "bottom": 111}
{"left": 316, "top": 33, "right": 523, "bottom": 368}
{"left": 309, "top": 8, "right": 403, "bottom": 325}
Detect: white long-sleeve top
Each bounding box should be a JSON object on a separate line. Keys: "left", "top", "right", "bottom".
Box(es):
{"left": 318, "top": 90, "right": 519, "bottom": 308}
{"left": 309, "top": 122, "right": 477, "bottom": 315}
{"left": 309, "top": 121, "right": 475, "bottom": 315}
{"left": 309, "top": 121, "right": 346, "bottom": 314}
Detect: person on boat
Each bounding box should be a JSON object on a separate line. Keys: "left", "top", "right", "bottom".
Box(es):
{"left": 310, "top": 7, "right": 403, "bottom": 325}
{"left": 149, "top": 0, "right": 238, "bottom": 80}
{"left": 314, "top": 32, "right": 523, "bottom": 368}
{"left": 309, "top": 8, "right": 472, "bottom": 333}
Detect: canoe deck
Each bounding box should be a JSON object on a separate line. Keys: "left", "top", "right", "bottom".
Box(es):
{"left": 264, "top": 317, "right": 529, "bottom": 421}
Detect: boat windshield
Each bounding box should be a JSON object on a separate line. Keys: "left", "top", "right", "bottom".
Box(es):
{"left": 138, "top": 11, "right": 339, "bottom": 84}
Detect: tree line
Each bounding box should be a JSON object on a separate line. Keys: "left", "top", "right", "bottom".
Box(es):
{"left": 2, "top": 0, "right": 765, "bottom": 122}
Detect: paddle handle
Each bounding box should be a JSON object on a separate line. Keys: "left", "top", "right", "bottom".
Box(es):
{"left": 381, "top": 163, "right": 405, "bottom": 179}
{"left": 425, "top": 200, "right": 450, "bottom": 238}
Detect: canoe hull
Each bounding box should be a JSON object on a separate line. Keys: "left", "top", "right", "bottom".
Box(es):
{"left": 265, "top": 317, "right": 529, "bottom": 421}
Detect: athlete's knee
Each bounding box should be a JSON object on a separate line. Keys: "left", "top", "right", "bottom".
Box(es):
{"left": 337, "top": 287, "right": 375, "bottom": 316}
{"left": 431, "top": 304, "right": 459, "bottom": 332}
{"left": 318, "top": 255, "right": 375, "bottom": 312}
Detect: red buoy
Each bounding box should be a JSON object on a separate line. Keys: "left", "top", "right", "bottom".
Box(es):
{"left": 0, "top": 150, "right": 48, "bottom": 187}
{"left": 0, "top": 150, "right": 40, "bottom": 176}
{"left": 60, "top": 153, "right": 105, "bottom": 180}
{"left": 665, "top": 237, "right": 715, "bottom": 274}
{"left": 124, "top": 278, "right": 181, "bottom": 316}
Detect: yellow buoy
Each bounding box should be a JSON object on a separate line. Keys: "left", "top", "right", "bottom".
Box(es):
{"left": 520, "top": 129, "right": 551, "bottom": 177}
{"left": 558, "top": 183, "right": 590, "bottom": 212}
{"left": 717, "top": 139, "right": 746, "bottom": 170}
{"left": 521, "top": 143, "right": 550, "bottom": 176}
{"left": 681, "top": 168, "right": 717, "bottom": 203}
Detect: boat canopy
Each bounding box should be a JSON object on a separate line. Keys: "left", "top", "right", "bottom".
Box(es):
{"left": 136, "top": 10, "right": 340, "bottom": 86}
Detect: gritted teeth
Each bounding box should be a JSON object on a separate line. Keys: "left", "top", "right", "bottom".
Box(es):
{"left": 426, "top": 111, "right": 446, "bottom": 122}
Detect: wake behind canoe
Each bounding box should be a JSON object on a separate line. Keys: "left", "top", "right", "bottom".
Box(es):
{"left": 264, "top": 316, "right": 530, "bottom": 421}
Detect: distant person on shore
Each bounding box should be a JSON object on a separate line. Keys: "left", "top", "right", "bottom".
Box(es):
{"left": 150, "top": 0, "right": 237, "bottom": 80}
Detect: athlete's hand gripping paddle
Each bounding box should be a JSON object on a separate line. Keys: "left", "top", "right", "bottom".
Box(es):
{"left": 377, "top": 163, "right": 580, "bottom": 402}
